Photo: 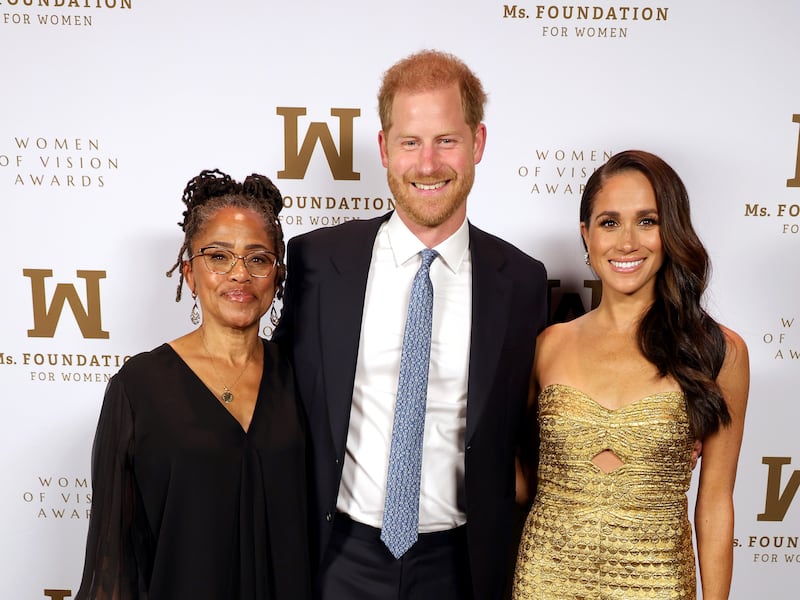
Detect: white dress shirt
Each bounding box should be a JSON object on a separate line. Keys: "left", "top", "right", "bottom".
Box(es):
{"left": 336, "top": 212, "right": 472, "bottom": 531}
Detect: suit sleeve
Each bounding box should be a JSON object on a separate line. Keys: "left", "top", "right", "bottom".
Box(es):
{"left": 273, "top": 237, "right": 302, "bottom": 351}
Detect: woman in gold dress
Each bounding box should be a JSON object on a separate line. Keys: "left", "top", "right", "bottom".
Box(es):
{"left": 513, "top": 150, "right": 749, "bottom": 599}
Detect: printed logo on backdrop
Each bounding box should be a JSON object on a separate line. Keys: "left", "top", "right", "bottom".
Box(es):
{"left": 26, "top": 269, "right": 108, "bottom": 339}
{"left": 12, "top": 269, "right": 123, "bottom": 553}
{"left": 761, "top": 315, "right": 798, "bottom": 363}
{"left": 0, "top": 268, "right": 130, "bottom": 384}
{"left": 1, "top": 0, "right": 132, "bottom": 29}
{"left": 735, "top": 456, "right": 800, "bottom": 567}
{"left": 730, "top": 116, "right": 800, "bottom": 570}
{"left": 788, "top": 114, "right": 800, "bottom": 189}
{"left": 22, "top": 474, "right": 91, "bottom": 522}
{"left": 42, "top": 591, "right": 73, "bottom": 600}
{"left": 516, "top": 147, "right": 612, "bottom": 322}
{"left": 743, "top": 114, "right": 800, "bottom": 235}
{"left": 501, "top": 2, "right": 670, "bottom": 39}
{"left": 276, "top": 106, "right": 394, "bottom": 229}
{"left": 748, "top": 115, "right": 799, "bottom": 368}
{"left": 0, "top": 136, "right": 119, "bottom": 188}
{"left": 278, "top": 107, "right": 361, "bottom": 181}
{"left": 517, "top": 147, "right": 612, "bottom": 197}
{"left": 21, "top": 475, "right": 92, "bottom": 598}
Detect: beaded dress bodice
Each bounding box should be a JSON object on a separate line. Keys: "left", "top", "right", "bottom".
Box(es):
{"left": 513, "top": 383, "right": 696, "bottom": 599}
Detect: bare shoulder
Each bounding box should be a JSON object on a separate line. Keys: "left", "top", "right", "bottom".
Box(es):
{"left": 536, "top": 320, "right": 575, "bottom": 350}
{"left": 534, "top": 317, "right": 583, "bottom": 373}
{"left": 717, "top": 324, "right": 750, "bottom": 413}
{"left": 720, "top": 325, "right": 748, "bottom": 356}
{"left": 719, "top": 324, "right": 749, "bottom": 376}
{"left": 539, "top": 314, "right": 595, "bottom": 350}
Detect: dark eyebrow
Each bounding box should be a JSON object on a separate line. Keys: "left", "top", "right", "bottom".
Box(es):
{"left": 203, "top": 242, "right": 273, "bottom": 251}
{"left": 593, "top": 211, "right": 620, "bottom": 223}
{"left": 594, "top": 211, "right": 620, "bottom": 220}
{"left": 594, "top": 209, "right": 658, "bottom": 221}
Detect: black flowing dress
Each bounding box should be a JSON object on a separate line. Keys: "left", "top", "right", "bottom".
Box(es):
{"left": 76, "top": 340, "right": 310, "bottom": 600}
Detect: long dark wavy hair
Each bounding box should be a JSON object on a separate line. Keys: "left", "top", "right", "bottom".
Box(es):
{"left": 580, "top": 150, "right": 730, "bottom": 439}
{"left": 166, "top": 168, "right": 286, "bottom": 302}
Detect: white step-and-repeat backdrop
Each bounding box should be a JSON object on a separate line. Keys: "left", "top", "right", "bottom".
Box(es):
{"left": 2, "top": 1, "right": 798, "bottom": 597}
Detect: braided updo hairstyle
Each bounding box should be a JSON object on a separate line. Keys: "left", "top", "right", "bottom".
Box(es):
{"left": 166, "top": 169, "right": 286, "bottom": 302}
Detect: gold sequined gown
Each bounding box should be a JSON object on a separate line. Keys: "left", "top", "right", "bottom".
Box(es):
{"left": 513, "top": 384, "right": 696, "bottom": 600}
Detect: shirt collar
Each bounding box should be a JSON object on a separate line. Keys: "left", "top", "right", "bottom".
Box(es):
{"left": 386, "top": 211, "right": 470, "bottom": 274}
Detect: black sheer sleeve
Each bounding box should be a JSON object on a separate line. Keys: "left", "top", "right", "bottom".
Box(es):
{"left": 75, "top": 374, "right": 145, "bottom": 600}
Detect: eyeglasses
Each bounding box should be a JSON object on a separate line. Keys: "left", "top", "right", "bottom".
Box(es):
{"left": 189, "top": 246, "right": 278, "bottom": 278}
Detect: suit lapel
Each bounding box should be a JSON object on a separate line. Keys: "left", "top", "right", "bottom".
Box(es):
{"left": 316, "top": 217, "right": 512, "bottom": 449}
{"left": 319, "top": 215, "right": 390, "bottom": 456}
{"left": 466, "top": 225, "right": 514, "bottom": 442}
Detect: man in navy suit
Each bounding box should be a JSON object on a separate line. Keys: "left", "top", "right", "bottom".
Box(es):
{"left": 275, "top": 50, "right": 548, "bottom": 600}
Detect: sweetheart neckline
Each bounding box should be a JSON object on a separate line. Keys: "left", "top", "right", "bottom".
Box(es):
{"left": 539, "top": 382, "right": 684, "bottom": 413}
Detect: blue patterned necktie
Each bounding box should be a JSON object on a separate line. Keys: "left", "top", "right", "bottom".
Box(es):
{"left": 380, "top": 248, "right": 438, "bottom": 559}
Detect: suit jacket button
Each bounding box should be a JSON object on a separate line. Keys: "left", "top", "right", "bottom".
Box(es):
{"left": 325, "top": 512, "right": 333, "bottom": 522}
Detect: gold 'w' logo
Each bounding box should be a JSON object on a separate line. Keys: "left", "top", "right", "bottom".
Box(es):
{"left": 277, "top": 107, "right": 361, "bottom": 181}
{"left": 789, "top": 114, "right": 800, "bottom": 188}
{"left": 24, "top": 269, "right": 109, "bottom": 339}
{"left": 758, "top": 457, "right": 800, "bottom": 521}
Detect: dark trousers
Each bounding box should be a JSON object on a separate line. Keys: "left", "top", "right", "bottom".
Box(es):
{"left": 317, "top": 514, "right": 474, "bottom": 600}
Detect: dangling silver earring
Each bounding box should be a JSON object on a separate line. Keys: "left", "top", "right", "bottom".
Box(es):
{"left": 584, "top": 252, "right": 590, "bottom": 265}
{"left": 262, "top": 301, "right": 280, "bottom": 338}
{"left": 269, "top": 302, "right": 280, "bottom": 327}
{"left": 190, "top": 292, "right": 201, "bottom": 325}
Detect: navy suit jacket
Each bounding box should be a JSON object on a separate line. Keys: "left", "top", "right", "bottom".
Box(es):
{"left": 275, "top": 213, "right": 548, "bottom": 600}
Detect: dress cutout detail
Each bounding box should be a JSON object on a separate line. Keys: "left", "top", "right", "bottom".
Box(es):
{"left": 513, "top": 384, "right": 696, "bottom": 600}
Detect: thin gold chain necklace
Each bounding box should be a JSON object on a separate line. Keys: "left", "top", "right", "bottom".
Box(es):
{"left": 200, "top": 329, "right": 250, "bottom": 404}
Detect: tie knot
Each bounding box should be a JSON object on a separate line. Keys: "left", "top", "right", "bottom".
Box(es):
{"left": 420, "top": 249, "right": 438, "bottom": 271}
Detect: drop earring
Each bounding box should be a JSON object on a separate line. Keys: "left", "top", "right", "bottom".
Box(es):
{"left": 262, "top": 300, "right": 280, "bottom": 338}
{"left": 190, "top": 292, "right": 201, "bottom": 325}
{"left": 269, "top": 302, "right": 280, "bottom": 327}
{"left": 584, "top": 252, "right": 590, "bottom": 265}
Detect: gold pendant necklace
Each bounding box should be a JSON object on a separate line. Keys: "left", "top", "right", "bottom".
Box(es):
{"left": 201, "top": 330, "right": 249, "bottom": 404}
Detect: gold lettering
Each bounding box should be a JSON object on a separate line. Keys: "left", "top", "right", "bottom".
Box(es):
{"left": 788, "top": 114, "right": 800, "bottom": 187}
{"left": 277, "top": 107, "right": 360, "bottom": 180}
{"left": 24, "top": 269, "right": 109, "bottom": 339}
{"left": 758, "top": 457, "right": 800, "bottom": 521}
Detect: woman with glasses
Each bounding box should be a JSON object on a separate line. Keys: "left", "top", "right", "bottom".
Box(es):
{"left": 76, "top": 169, "right": 310, "bottom": 599}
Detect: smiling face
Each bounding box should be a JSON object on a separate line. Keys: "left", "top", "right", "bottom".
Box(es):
{"left": 581, "top": 170, "right": 665, "bottom": 300}
{"left": 378, "top": 83, "right": 486, "bottom": 243}
{"left": 183, "top": 206, "right": 277, "bottom": 331}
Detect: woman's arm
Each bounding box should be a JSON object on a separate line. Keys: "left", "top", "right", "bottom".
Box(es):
{"left": 515, "top": 343, "right": 541, "bottom": 506}
{"left": 75, "top": 377, "right": 139, "bottom": 600}
{"left": 695, "top": 326, "right": 750, "bottom": 600}
{"left": 516, "top": 326, "right": 562, "bottom": 506}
